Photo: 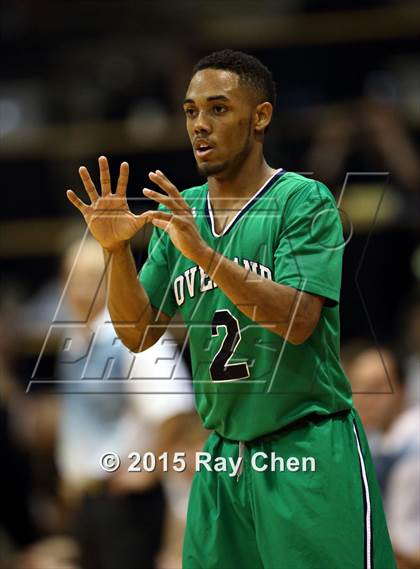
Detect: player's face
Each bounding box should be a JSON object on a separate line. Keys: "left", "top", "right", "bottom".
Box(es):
{"left": 183, "top": 69, "right": 257, "bottom": 178}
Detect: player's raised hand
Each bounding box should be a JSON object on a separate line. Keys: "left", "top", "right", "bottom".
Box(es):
{"left": 66, "top": 156, "right": 147, "bottom": 252}
{"left": 141, "top": 170, "right": 208, "bottom": 263}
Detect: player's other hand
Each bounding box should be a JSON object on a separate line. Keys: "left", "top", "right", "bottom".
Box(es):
{"left": 141, "top": 170, "right": 209, "bottom": 263}
{"left": 67, "top": 156, "right": 147, "bottom": 252}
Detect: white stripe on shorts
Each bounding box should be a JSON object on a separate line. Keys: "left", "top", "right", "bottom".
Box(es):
{"left": 353, "top": 422, "right": 372, "bottom": 569}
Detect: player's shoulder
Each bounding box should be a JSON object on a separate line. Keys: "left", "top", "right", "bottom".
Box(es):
{"left": 181, "top": 182, "right": 208, "bottom": 200}
{"left": 279, "top": 171, "right": 336, "bottom": 206}
{"left": 181, "top": 182, "right": 208, "bottom": 208}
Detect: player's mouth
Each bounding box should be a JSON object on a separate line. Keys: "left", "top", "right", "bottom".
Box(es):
{"left": 194, "top": 140, "right": 215, "bottom": 159}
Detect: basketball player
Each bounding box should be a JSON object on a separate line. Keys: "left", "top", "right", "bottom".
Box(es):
{"left": 67, "top": 50, "right": 396, "bottom": 569}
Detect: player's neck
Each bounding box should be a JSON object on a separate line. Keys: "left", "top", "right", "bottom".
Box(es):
{"left": 207, "top": 153, "right": 277, "bottom": 204}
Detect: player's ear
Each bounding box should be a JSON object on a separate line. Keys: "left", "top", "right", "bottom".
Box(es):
{"left": 254, "top": 102, "right": 273, "bottom": 134}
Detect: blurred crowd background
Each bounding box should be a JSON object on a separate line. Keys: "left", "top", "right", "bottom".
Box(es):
{"left": 1, "top": 1, "right": 419, "bottom": 568}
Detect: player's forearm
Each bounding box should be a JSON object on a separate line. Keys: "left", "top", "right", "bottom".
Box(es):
{"left": 193, "top": 246, "right": 313, "bottom": 345}
{"left": 103, "top": 242, "right": 159, "bottom": 352}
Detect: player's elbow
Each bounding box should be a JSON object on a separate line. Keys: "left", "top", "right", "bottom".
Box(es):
{"left": 287, "top": 324, "right": 315, "bottom": 345}
{"left": 121, "top": 333, "right": 160, "bottom": 353}
{"left": 113, "top": 326, "right": 155, "bottom": 353}
{"left": 288, "top": 308, "right": 322, "bottom": 345}
{"left": 288, "top": 293, "right": 324, "bottom": 345}
{"left": 115, "top": 331, "right": 141, "bottom": 353}
{"left": 272, "top": 319, "right": 314, "bottom": 345}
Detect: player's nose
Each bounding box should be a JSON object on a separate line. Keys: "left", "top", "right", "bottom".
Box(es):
{"left": 193, "top": 110, "right": 211, "bottom": 134}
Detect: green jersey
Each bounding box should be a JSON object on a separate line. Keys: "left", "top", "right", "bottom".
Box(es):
{"left": 139, "top": 169, "right": 353, "bottom": 440}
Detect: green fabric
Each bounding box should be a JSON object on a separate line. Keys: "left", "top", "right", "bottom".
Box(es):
{"left": 139, "top": 171, "right": 353, "bottom": 440}
{"left": 183, "top": 408, "right": 396, "bottom": 569}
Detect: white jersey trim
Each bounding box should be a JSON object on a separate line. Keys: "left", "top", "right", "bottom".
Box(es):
{"left": 206, "top": 168, "right": 283, "bottom": 238}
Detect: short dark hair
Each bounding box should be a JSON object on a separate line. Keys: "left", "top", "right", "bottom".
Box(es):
{"left": 192, "top": 49, "right": 276, "bottom": 108}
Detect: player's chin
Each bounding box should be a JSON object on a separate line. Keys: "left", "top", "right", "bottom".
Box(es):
{"left": 196, "top": 160, "right": 227, "bottom": 177}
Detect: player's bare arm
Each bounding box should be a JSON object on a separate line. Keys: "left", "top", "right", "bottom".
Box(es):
{"left": 66, "top": 155, "right": 169, "bottom": 352}
{"left": 142, "top": 170, "right": 324, "bottom": 346}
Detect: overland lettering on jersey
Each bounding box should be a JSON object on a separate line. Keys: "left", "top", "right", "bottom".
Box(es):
{"left": 173, "top": 258, "right": 272, "bottom": 306}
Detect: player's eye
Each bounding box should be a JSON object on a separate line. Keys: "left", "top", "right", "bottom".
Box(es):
{"left": 184, "top": 107, "right": 197, "bottom": 118}
{"left": 213, "top": 105, "right": 227, "bottom": 115}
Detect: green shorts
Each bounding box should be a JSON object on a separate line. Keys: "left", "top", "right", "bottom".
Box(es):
{"left": 183, "top": 408, "right": 396, "bottom": 569}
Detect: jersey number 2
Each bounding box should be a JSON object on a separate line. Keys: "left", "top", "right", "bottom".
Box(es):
{"left": 209, "top": 309, "right": 250, "bottom": 382}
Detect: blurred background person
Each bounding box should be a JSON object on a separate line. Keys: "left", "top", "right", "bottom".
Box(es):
{"left": 55, "top": 236, "right": 195, "bottom": 569}
{"left": 305, "top": 99, "right": 420, "bottom": 344}
{"left": 397, "top": 288, "right": 420, "bottom": 408}
{"left": 341, "top": 342, "right": 406, "bottom": 453}
{"left": 0, "top": 330, "right": 40, "bottom": 567}
{"left": 343, "top": 342, "right": 420, "bottom": 567}
{"left": 0, "top": 314, "right": 77, "bottom": 568}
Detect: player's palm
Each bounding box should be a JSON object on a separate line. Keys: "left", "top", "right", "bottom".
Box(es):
{"left": 67, "top": 156, "right": 145, "bottom": 251}
{"left": 86, "top": 195, "right": 143, "bottom": 248}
